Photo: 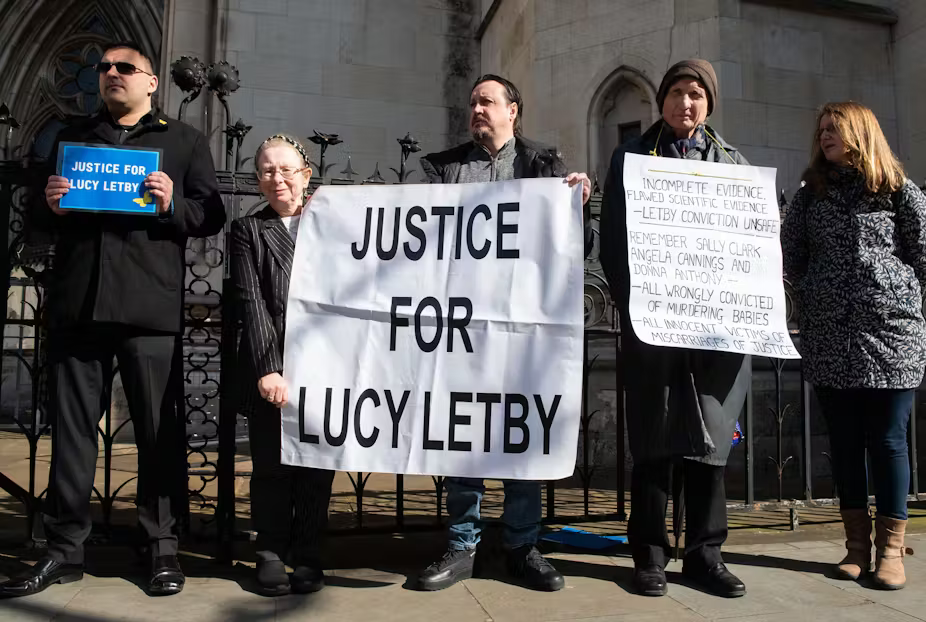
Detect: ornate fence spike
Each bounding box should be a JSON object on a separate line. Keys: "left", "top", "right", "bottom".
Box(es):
{"left": 169, "top": 56, "right": 206, "bottom": 122}
{"left": 364, "top": 162, "right": 386, "bottom": 184}
{"left": 391, "top": 132, "right": 421, "bottom": 183}
{"left": 206, "top": 61, "right": 240, "bottom": 98}
{"left": 223, "top": 118, "right": 252, "bottom": 172}
{"left": 207, "top": 62, "right": 239, "bottom": 170}
{"left": 337, "top": 155, "right": 358, "bottom": 182}
{"left": 308, "top": 130, "right": 343, "bottom": 180}
{"left": 0, "top": 102, "right": 21, "bottom": 160}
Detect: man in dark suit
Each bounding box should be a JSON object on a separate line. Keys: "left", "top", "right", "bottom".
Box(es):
{"left": 0, "top": 41, "right": 224, "bottom": 598}
{"left": 414, "top": 74, "right": 592, "bottom": 593}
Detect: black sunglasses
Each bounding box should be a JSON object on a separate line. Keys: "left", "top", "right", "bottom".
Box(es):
{"left": 95, "top": 61, "right": 153, "bottom": 76}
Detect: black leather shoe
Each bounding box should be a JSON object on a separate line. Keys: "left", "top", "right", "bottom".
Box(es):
{"left": 0, "top": 558, "right": 83, "bottom": 597}
{"left": 507, "top": 545, "right": 565, "bottom": 592}
{"left": 256, "top": 558, "right": 291, "bottom": 597}
{"left": 148, "top": 555, "right": 185, "bottom": 596}
{"left": 633, "top": 564, "right": 667, "bottom": 597}
{"left": 291, "top": 565, "right": 325, "bottom": 594}
{"left": 682, "top": 562, "right": 746, "bottom": 598}
{"left": 415, "top": 548, "right": 476, "bottom": 591}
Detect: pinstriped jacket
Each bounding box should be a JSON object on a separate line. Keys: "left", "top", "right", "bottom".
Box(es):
{"left": 229, "top": 205, "right": 295, "bottom": 417}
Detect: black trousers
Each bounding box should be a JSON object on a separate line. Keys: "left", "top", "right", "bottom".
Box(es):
{"left": 44, "top": 325, "right": 182, "bottom": 564}
{"left": 629, "top": 458, "right": 728, "bottom": 569}
{"left": 248, "top": 403, "right": 334, "bottom": 565}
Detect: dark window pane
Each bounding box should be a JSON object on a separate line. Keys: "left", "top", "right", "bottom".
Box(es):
{"left": 619, "top": 121, "right": 642, "bottom": 145}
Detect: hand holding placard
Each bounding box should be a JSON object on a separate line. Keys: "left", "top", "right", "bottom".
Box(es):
{"left": 565, "top": 172, "right": 591, "bottom": 204}
{"left": 45, "top": 176, "right": 71, "bottom": 215}
{"left": 259, "top": 372, "right": 289, "bottom": 407}
{"left": 144, "top": 171, "right": 174, "bottom": 214}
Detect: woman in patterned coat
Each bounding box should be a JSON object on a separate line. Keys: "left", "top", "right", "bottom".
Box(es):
{"left": 782, "top": 102, "right": 926, "bottom": 590}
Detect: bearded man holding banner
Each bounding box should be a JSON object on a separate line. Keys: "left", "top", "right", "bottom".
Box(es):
{"left": 599, "top": 59, "right": 749, "bottom": 599}
{"left": 412, "top": 74, "right": 592, "bottom": 592}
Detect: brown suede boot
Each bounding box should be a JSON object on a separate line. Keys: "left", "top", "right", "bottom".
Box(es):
{"left": 834, "top": 509, "right": 872, "bottom": 580}
{"left": 873, "top": 514, "right": 913, "bottom": 590}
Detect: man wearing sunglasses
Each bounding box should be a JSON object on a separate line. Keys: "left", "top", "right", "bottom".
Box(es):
{"left": 0, "top": 41, "right": 224, "bottom": 598}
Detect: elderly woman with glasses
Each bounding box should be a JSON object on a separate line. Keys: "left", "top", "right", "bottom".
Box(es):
{"left": 230, "top": 134, "right": 335, "bottom": 596}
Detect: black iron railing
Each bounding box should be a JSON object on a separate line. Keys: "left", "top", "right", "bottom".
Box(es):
{"left": 0, "top": 56, "right": 923, "bottom": 562}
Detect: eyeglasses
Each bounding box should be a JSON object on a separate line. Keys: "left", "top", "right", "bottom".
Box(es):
{"left": 258, "top": 167, "right": 309, "bottom": 181}
{"left": 95, "top": 61, "right": 154, "bottom": 76}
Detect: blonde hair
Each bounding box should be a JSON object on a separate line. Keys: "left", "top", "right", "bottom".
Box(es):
{"left": 254, "top": 133, "right": 310, "bottom": 170}
{"left": 804, "top": 102, "right": 905, "bottom": 195}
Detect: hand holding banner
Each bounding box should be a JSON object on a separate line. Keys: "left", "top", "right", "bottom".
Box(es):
{"left": 281, "top": 178, "right": 585, "bottom": 480}
{"left": 622, "top": 153, "right": 799, "bottom": 359}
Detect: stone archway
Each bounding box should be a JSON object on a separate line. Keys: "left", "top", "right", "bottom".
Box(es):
{"left": 587, "top": 66, "right": 659, "bottom": 187}
{"left": 0, "top": 0, "right": 164, "bottom": 158}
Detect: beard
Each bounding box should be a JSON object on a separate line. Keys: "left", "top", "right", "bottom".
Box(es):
{"left": 471, "top": 126, "right": 492, "bottom": 142}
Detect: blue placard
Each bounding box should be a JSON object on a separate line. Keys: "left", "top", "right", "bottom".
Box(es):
{"left": 57, "top": 142, "right": 163, "bottom": 215}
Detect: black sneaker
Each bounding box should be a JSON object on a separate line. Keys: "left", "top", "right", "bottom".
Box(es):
{"left": 415, "top": 548, "right": 476, "bottom": 591}
{"left": 506, "top": 545, "right": 565, "bottom": 591}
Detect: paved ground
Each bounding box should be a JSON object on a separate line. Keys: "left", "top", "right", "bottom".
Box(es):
{"left": 2, "top": 526, "right": 926, "bottom": 622}
{"left": 4, "top": 432, "right": 926, "bottom": 620}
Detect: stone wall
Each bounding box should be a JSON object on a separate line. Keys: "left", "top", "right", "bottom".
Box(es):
{"left": 713, "top": 1, "right": 897, "bottom": 196}
{"left": 161, "top": 0, "right": 480, "bottom": 179}
{"left": 891, "top": 0, "right": 926, "bottom": 181}
{"left": 478, "top": 0, "right": 902, "bottom": 196}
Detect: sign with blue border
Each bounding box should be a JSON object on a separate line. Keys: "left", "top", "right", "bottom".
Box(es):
{"left": 56, "top": 142, "right": 163, "bottom": 215}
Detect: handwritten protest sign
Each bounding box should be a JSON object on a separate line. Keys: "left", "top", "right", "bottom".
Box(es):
{"left": 281, "top": 178, "right": 585, "bottom": 479}
{"left": 622, "top": 153, "right": 799, "bottom": 359}
{"left": 57, "top": 142, "right": 162, "bottom": 215}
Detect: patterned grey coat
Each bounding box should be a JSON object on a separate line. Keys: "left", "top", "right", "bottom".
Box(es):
{"left": 781, "top": 167, "right": 926, "bottom": 389}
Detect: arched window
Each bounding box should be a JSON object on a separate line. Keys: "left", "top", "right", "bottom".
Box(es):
{"left": 587, "top": 66, "right": 659, "bottom": 186}
{"left": 0, "top": 0, "right": 163, "bottom": 159}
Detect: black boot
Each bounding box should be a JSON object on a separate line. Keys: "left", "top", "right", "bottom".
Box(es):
{"left": 256, "top": 556, "right": 290, "bottom": 597}
{"left": 632, "top": 564, "right": 667, "bottom": 597}
{"left": 414, "top": 548, "right": 476, "bottom": 591}
{"left": 0, "top": 558, "right": 83, "bottom": 598}
{"left": 682, "top": 561, "right": 745, "bottom": 598}
{"left": 291, "top": 564, "right": 325, "bottom": 594}
{"left": 148, "top": 555, "right": 185, "bottom": 596}
{"left": 506, "top": 545, "right": 565, "bottom": 592}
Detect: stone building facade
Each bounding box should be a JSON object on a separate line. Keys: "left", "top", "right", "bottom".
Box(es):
{"left": 1, "top": 1, "right": 922, "bottom": 190}
{"left": 479, "top": 0, "right": 926, "bottom": 194}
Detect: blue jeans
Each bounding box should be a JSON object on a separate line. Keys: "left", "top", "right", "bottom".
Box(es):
{"left": 817, "top": 387, "right": 914, "bottom": 519}
{"left": 445, "top": 477, "right": 542, "bottom": 550}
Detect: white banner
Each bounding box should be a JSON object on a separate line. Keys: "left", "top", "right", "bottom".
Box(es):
{"left": 281, "top": 178, "right": 585, "bottom": 480}
{"left": 623, "top": 153, "right": 799, "bottom": 359}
